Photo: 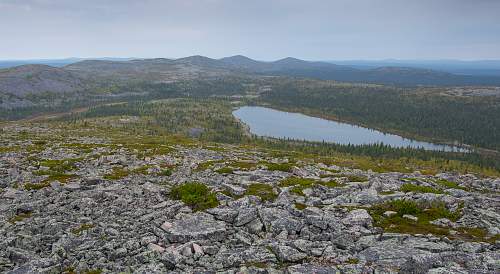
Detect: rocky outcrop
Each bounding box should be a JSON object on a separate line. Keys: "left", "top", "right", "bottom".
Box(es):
{"left": 0, "top": 124, "right": 498, "bottom": 273}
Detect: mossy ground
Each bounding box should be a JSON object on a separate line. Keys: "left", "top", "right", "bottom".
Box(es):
{"left": 245, "top": 183, "right": 277, "bottom": 202}
{"left": 279, "top": 176, "right": 344, "bottom": 196}
{"left": 369, "top": 200, "right": 496, "bottom": 242}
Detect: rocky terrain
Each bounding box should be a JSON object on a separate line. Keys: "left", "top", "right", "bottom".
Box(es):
{"left": 0, "top": 123, "right": 499, "bottom": 273}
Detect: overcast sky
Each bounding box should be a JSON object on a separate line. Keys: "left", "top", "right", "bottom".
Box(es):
{"left": 1, "top": 0, "right": 499, "bottom": 60}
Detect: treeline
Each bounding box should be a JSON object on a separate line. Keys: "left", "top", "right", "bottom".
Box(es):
{"left": 61, "top": 98, "right": 248, "bottom": 144}
{"left": 250, "top": 137, "right": 500, "bottom": 172}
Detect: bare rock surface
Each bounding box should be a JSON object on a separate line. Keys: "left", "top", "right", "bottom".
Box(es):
{"left": 0, "top": 124, "right": 499, "bottom": 273}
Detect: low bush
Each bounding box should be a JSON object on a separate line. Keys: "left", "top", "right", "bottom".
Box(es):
{"left": 170, "top": 182, "right": 219, "bottom": 211}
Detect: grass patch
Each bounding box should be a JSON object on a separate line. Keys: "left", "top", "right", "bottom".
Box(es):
{"left": 39, "top": 158, "right": 79, "bottom": 173}
{"left": 33, "top": 169, "right": 77, "bottom": 184}
{"left": 71, "top": 223, "right": 95, "bottom": 235}
{"left": 132, "top": 165, "right": 151, "bottom": 175}
{"left": 216, "top": 167, "right": 234, "bottom": 174}
{"left": 434, "top": 179, "right": 467, "bottom": 191}
{"left": 103, "top": 167, "right": 130, "bottom": 180}
{"left": 279, "top": 177, "right": 315, "bottom": 196}
{"left": 0, "top": 146, "right": 21, "bottom": 153}
{"left": 24, "top": 181, "right": 51, "bottom": 190}
{"left": 400, "top": 183, "right": 443, "bottom": 194}
{"left": 294, "top": 203, "right": 307, "bottom": 210}
{"left": 345, "top": 175, "right": 368, "bottom": 182}
{"left": 346, "top": 258, "right": 359, "bottom": 264}
{"left": 83, "top": 270, "right": 102, "bottom": 274}
{"left": 170, "top": 182, "right": 219, "bottom": 211}
{"left": 245, "top": 183, "right": 277, "bottom": 202}
{"left": 8, "top": 212, "right": 32, "bottom": 224}
{"left": 229, "top": 161, "right": 258, "bottom": 170}
{"left": 369, "top": 200, "right": 461, "bottom": 237}
{"left": 195, "top": 160, "right": 224, "bottom": 171}
{"left": 266, "top": 162, "right": 293, "bottom": 172}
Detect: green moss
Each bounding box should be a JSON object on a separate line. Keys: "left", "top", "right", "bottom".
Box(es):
{"left": 195, "top": 160, "right": 224, "bottom": 171}
{"left": 71, "top": 223, "right": 95, "bottom": 235}
{"left": 24, "top": 181, "right": 51, "bottom": 190}
{"left": 279, "top": 177, "right": 315, "bottom": 196}
{"left": 434, "top": 179, "right": 467, "bottom": 191}
{"left": 400, "top": 183, "right": 443, "bottom": 194}
{"left": 103, "top": 167, "right": 130, "bottom": 180}
{"left": 266, "top": 162, "right": 293, "bottom": 172}
{"left": 244, "top": 262, "right": 268, "bottom": 269}
{"left": 345, "top": 175, "right": 368, "bottom": 182}
{"left": 132, "top": 165, "right": 151, "bottom": 175}
{"left": 229, "top": 161, "right": 258, "bottom": 170}
{"left": 8, "top": 212, "right": 32, "bottom": 224}
{"left": 318, "top": 180, "right": 345, "bottom": 188}
{"left": 39, "top": 158, "right": 79, "bottom": 173}
{"left": 294, "top": 203, "right": 307, "bottom": 210}
{"left": 83, "top": 270, "right": 102, "bottom": 274}
{"left": 216, "top": 167, "right": 234, "bottom": 174}
{"left": 170, "top": 182, "right": 219, "bottom": 211}
{"left": 245, "top": 183, "right": 277, "bottom": 202}
{"left": 346, "top": 258, "right": 359, "bottom": 264}
{"left": 0, "top": 146, "right": 21, "bottom": 153}
{"left": 279, "top": 177, "right": 316, "bottom": 188}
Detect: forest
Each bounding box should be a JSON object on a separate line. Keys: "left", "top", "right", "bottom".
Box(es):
{"left": 59, "top": 97, "right": 500, "bottom": 175}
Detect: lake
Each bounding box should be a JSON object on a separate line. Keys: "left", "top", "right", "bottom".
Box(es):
{"left": 233, "top": 106, "right": 467, "bottom": 152}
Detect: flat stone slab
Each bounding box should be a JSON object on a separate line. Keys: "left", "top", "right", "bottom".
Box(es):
{"left": 161, "top": 213, "right": 227, "bottom": 243}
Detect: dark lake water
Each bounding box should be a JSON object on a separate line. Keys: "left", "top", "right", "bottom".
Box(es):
{"left": 233, "top": 106, "right": 467, "bottom": 152}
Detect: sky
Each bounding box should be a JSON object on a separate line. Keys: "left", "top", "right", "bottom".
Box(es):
{"left": 1, "top": 0, "right": 499, "bottom": 61}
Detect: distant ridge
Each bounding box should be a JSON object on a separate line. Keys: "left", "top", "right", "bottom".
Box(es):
{"left": 2, "top": 55, "right": 500, "bottom": 86}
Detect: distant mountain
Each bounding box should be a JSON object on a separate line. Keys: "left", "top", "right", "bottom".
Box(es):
{"left": 65, "top": 56, "right": 234, "bottom": 82}
{"left": 0, "top": 57, "right": 135, "bottom": 69}
{"left": 2, "top": 56, "right": 500, "bottom": 101}
{"left": 332, "top": 59, "right": 500, "bottom": 76}
{"left": 0, "top": 64, "right": 85, "bottom": 96}
{"left": 218, "top": 56, "right": 500, "bottom": 86}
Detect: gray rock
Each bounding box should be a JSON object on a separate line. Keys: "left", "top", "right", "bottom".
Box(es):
{"left": 270, "top": 244, "right": 307, "bottom": 263}
{"left": 235, "top": 207, "right": 258, "bottom": 226}
{"left": 342, "top": 209, "right": 373, "bottom": 227}
{"left": 162, "top": 213, "right": 227, "bottom": 243}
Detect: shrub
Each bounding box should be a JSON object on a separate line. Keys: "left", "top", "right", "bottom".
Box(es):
{"left": 159, "top": 169, "right": 172, "bottom": 176}
{"left": 170, "top": 182, "right": 219, "bottom": 211}
{"left": 245, "top": 183, "right": 277, "bottom": 202}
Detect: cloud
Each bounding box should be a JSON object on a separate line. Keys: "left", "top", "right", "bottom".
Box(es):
{"left": 0, "top": 0, "right": 499, "bottom": 59}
